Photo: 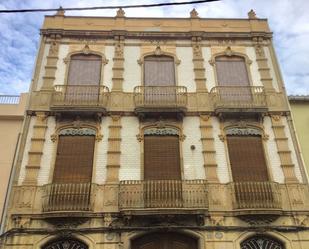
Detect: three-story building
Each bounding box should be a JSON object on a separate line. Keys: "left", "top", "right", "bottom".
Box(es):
{"left": 1, "top": 8, "right": 309, "bottom": 249}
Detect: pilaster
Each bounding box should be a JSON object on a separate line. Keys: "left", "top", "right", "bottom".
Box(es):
{"left": 106, "top": 115, "right": 122, "bottom": 182}
{"left": 192, "top": 36, "right": 207, "bottom": 92}
{"left": 23, "top": 112, "right": 48, "bottom": 185}
{"left": 199, "top": 115, "right": 218, "bottom": 182}
{"left": 112, "top": 35, "right": 125, "bottom": 91}
{"left": 253, "top": 37, "right": 275, "bottom": 91}
{"left": 271, "top": 114, "right": 298, "bottom": 183}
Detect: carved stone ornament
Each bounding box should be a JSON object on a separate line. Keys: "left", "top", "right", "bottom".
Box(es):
{"left": 255, "top": 44, "right": 265, "bottom": 57}
{"left": 190, "top": 8, "right": 199, "bottom": 18}
{"left": 155, "top": 46, "right": 163, "bottom": 56}
{"left": 193, "top": 44, "right": 203, "bottom": 58}
{"left": 248, "top": 9, "right": 257, "bottom": 19}
{"left": 144, "top": 127, "right": 179, "bottom": 136}
{"left": 59, "top": 128, "right": 96, "bottom": 136}
{"left": 82, "top": 44, "right": 90, "bottom": 54}
{"left": 115, "top": 43, "right": 124, "bottom": 57}
{"left": 225, "top": 127, "right": 262, "bottom": 136}
{"left": 116, "top": 8, "right": 125, "bottom": 17}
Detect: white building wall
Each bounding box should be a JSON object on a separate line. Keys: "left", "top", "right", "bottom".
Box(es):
{"left": 94, "top": 117, "right": 110, "bottom": 184}
{"left": 212, "top": 117, "right": 230, "bottom": 183}
{"left": 246, "top": 47, "right": 263, "bottom": 86}
{"left": 54, "top": 44, "right": 69, "bottom": 85}
{"left": 103, "top": 46, "right": 114, "bottom": 90}
{"left": 119, "top": 117, "right": 141, "bottom": 180}
{"left": 264, "top": 46, "right": 280, "bottom": 92}
{"left": 123, "top": 46, "right": 141, "bottom": 92}
{"left": 203, "top": 47, "right": 216, "bottom": 91}
{"left": 263, "top": 116, "right": 285, "bottom": 183}
{"left": 18, "top": 117, "right": 36, "bottom": 185}
{"left": 282, "top": 116, "right": 303, "bottom": 182}
{"left": 182, "top": 117, "right": 205, "bottom": 180}
{"left": 36, "top": 44, "right": 50, "bottom": 91}
{"left": 176, "top": 47, "right": 195, "bottom": 92}
{"left": 37, "top": 117, "right": 56, "bottom": 185}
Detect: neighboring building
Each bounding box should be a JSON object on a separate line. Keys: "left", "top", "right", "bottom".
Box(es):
{"left": 0, "top": 93, "right": 27, "bottom": 232}
{"left": 289, "top": 95, "right": 309, "bottom": 176}
{"left": 1, "top": 8, "right": 309, "bottom": 249}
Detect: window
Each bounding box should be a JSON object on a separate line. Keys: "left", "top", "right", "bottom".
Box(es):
{"left": 143, "top": 55, "right": 176, "bottom": 105}
{"left": 215, "top": 55, "right": 251, "bottom": 102}
{"left": 241, "top": 235, "right": 284, "bottom": 249}
{"left": 43, "top": 238, "right": 88, "bottom": 249}
{"left": 144, "top": 128, "right": 181, "bottom": 180}
{"left": 66, "top": 54, "right": 102, "bottom": 103}
{"left": 53, "top": 129, "right": 95, "bottom": 183}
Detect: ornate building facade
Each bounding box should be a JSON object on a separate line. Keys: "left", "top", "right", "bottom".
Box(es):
{"left": 1, "top": 8, "right": 309, "bottom": 249}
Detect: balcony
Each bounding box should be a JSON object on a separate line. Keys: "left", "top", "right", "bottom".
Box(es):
{"left": 119, "top": 180, "right": 208, "bottom": 214}
{"left": 210, "top": 86, "right": 267, "bottom": 117}
{"left": 230, "top": 181, "right": 282, "bottom": 214}
{"left": 50, "top": 85, "right": 109, "bottom": 114}
{"left": 133, "top": 86, "right": 187, "bottom": 119}
{"left": 42, "top": 183, "right": 93, "bottom": 213}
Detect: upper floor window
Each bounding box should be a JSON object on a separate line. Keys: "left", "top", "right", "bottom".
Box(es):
{"left": 144, "top": 55, "right": 175, "bottom": 86}
{"left": 226, "top": 128, "right": 268, "bottom": 182}
{"left": 144, "top": 127, "right": 181, "bottom": 180}
{"left": 215, "top": 55, "right": 249, "bottom": 86}
{"left": 241, "top": 235, "right": 284, "bottom": 249}
{"left": 68, "top": 54, "right": 101, "bottom": 85}
{"left": 53, "top": 128, "right": 96, "bottom": 183}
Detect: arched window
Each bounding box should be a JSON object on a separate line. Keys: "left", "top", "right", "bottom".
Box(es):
{"left": 144, "top": 55, "right": 175, "bottom": 86}
{"left": 241, "top": 235, "right": 284, "bottom": 249}
{"left": 43, "top": 238, "right": 88, "bottom": 249}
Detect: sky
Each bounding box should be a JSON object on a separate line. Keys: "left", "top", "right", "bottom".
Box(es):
{"left": 0, "top": 0, "right": 308, "bottom": 95}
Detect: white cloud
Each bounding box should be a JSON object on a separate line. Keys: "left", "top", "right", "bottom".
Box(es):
{"left": 0, "top": 0, "right": 308, "bottom": 94}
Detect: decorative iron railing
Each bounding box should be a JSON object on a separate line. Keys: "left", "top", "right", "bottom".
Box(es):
{"left": 133, "top": 86, "right": 187, "bottom": 109}
{"left": 119, "top": 180, "right": 208, "bottom": 210}
{"left": 42, "top": 183, "right": 93, "bottom": 212}
{"left": 230, "top": 181, "right": 281, "bottom": 210}
{"left": 51, "top": 85, "right": 109, "bottom": 108}
{"left": 0, "top": 95, "right": 20, "bottom": 104}
{"left": 210, "top": 86, "right": 267, "bottom": 109}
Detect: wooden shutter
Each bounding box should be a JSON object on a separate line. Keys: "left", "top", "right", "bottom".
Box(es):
{"left": 68, "top": 54, "right": 101, "bottom": 85}
{"left": 53, "top": 135, "right": 95, "bottom": 183}
{"left": 227, "top": 135, "right": 269, "bottom": 182}
{"left": 215, "top": 56, "right": 249, "bottom": 86}
{"left": 144, "top": 56, "right": 175, "bottom": 86}
{"left": 144, "top": 135, "right": 181, "bottom": 180}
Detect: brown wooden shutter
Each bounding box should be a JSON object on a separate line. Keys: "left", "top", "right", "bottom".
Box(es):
{"left": 144, "top": 135, "right": 181, "bottom": 180}
{"left": 68, "top": 54, "right": 101, "bottom": 85}
{"left": 53, "top": 135, "right": 95, "bottom": 183}
{"left": 144, "top": 56, "right": 175, "bottom": 86}
{"left": 227, "top": 135, "right": 269, "bottom": 182}
{"left": 215, "top": 56, "right": 249, "bottom": 86}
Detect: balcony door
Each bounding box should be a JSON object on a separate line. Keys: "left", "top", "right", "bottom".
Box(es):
{"left": 226, "top": 128, "right": 273, "bottom": 205}
{"left": 144, "top": 55, "right": 176, "bottom": 106}
{"left": 132, "top": 233, "right": 197, "bottom": 249}
{"left": 143, "top": 130, "right": 182, "bottom": 207}
{"left": 49, "top": 129, "right": 95, "bottom": 211}
{"left": 66, "top": 54, "right": 101, "bottom": 104}
{"left": 215, "top": 55, "right": 252, "bottom": 103}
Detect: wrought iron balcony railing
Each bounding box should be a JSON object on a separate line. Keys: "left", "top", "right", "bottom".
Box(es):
{"left": 119, "top": 180, "right": 208, "bottom": 210}
{"left": 133, "top": 86, "right": 187, "bottom": 109}
{"left": 230, "top": 181, "right": 282, "bottom": 210}
{"left": 210, "top": 86, "right": 267, "bottom": 110}
{"left": 42, "top": 183, "right": 93, "bottom": 212}
{"left": 51, "top": 85, "right": 109, "bottom": 109}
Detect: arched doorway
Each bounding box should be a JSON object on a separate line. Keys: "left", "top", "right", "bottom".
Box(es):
{"left": 43, "top": 238, "right": 88, "bottom": 249}
{"left": 241, "top": 235, "right": 284, "bottom": 249}
{"left": 132, "top": 232, "right": 197, "bottom": 249}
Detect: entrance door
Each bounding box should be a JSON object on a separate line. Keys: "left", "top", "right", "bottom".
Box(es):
{"left": 132, "top": 233, "right": 197, "bottom": 249}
